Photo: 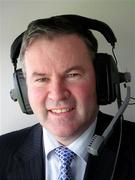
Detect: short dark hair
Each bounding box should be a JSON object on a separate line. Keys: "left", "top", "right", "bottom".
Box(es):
{"left": 20, "top": 15, "right": 98, "bottom": 62}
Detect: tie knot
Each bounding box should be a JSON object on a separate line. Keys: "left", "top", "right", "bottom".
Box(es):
{"left": 55, "top": 146, "right": 76, "bottom": 166}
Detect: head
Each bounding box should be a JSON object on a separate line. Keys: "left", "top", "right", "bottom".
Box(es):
{"left": 20, "top": 15, "right": 99, "bottom": 145}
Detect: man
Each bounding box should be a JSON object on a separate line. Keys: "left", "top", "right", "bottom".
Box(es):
{"left": 0, "top": 15, "right": 135, "bottom": 180}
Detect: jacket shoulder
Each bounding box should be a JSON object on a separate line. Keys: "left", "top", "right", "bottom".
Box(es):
{"left": 98, "top": 111, "right": 135, "bottom": 135}
{"left": 0, "top": 123, "right": 40, "bottom": 173}
{"left": 0, "top": 123, "right": 39, "bottom": 146}
{"left": 97, "top": 111, "right": 135, "bottom": 151}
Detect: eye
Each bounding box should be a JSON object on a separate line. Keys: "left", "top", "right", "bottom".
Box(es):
{"left": 66, "top": 72, "right": 81, "bottom": 80}
{"left": 67, "top": 73, "right": 79, "bottom": 77}
{"left": 35, "top": 77, "right": 50, "bottom": 82}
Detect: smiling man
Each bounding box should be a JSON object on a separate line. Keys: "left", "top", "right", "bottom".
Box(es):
{"left": 24, "top": 34, "right": 98, "bottom": 145}
{"left": 0, "top": 15, "right": 135, "bottom": 180}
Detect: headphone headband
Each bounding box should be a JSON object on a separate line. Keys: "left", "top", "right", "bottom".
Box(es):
{"left": 58, "top": 15, "right": 117, "bottom": 46}
{"left": 10, "top": 14, "right": 117, "bottom": 65}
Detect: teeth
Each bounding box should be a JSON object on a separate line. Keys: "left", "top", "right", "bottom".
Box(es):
{"left": 51, "top": 108, "right": 71, "bottom": 113}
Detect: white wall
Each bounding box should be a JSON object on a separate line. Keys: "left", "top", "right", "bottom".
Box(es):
{"left": 0, "top": 0, "right": 135, "bottom": 135}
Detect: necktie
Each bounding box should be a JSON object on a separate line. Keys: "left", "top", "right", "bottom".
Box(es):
{"left": 55, "top": 146, "right": 76, "bottom": 180}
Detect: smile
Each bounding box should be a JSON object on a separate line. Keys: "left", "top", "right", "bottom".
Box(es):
{"left": 49, "top": 108, "right": 74, "bottom": 114}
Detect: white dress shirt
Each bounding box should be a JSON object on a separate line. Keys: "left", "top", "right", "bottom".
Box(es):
{"left": 43, "top": 119, "right": 97, "bottom": 180}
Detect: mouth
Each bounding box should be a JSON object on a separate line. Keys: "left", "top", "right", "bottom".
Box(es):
{"left": 48, "top": 107, "right": 74, "bottom": 114}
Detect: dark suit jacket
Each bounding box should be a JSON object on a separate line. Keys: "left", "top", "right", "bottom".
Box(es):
{"left": 0, "top": 111, "right": 135, "bottom": 180}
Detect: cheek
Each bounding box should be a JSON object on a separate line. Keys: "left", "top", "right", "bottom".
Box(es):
{"left": 71, "top": 81, "right": 96, "bottom": 103}
{"left": 27, "top": 86, "right": 46, "bottom": 105}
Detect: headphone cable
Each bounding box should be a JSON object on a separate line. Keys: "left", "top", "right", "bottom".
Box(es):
{"left": 110, "top": 115, "right": 123, "bottom": 180}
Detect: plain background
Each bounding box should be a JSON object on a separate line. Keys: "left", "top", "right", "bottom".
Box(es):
{"left": 0, "top": 0, "right": 135, "bottom": 135}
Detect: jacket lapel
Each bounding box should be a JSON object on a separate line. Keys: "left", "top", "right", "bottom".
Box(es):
{"left": 84, "top": 146, "right": 116, "bottom": 180}
{"left": 83, "top": 111, "right": 117, "bottom": 180}
{"left": 83, "top": 111, "right": 131, "bottom": 180}
{"left": 7, "top": 124, "right": 45, "bottom": 180}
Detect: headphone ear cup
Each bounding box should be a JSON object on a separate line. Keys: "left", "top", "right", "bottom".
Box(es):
{"left": 10, "top": 69, "right": 33, "bottom": 114}
{"left": 94, "top": 53, "right": 120, "bottom": 105}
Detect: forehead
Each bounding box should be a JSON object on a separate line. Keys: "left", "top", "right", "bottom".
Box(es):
{"left": 24, "top": 34, "right": 93, "bottom": 72}
{"left": 25, "top": 34, "right": 91, "bottom": 55}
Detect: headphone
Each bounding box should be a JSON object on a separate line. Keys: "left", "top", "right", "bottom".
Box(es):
{"left": 10, "top": 14, "right": 121, "bottom": 115}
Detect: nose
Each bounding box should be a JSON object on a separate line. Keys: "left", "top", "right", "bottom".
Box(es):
{"left": 48, "top": 78, "right": 71, "bottom": 101}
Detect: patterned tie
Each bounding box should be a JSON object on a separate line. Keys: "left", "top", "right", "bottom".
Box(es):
{"left": 55, "top": 146, "right": 76, "bottom": 180}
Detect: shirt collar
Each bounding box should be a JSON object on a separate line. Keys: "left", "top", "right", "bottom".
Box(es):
{"left": 43, "top": 118, "right": 97, "bottom": 162}
{"left": 68, "top": 119, "right": 97, "bottom": 162}
{"left": 43, "top": 127, "right": 60, "bottom": 158}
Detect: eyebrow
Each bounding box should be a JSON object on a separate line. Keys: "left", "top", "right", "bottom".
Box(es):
{"left": 31, "top": 72, "right": 48, "bottom": 77}
{"left": 31, "top": 65, "right": 84, "bottom": 78}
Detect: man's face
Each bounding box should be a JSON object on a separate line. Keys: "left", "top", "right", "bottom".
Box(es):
{"left": 24, "top": 34, "right": 98, "bottom": 145}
